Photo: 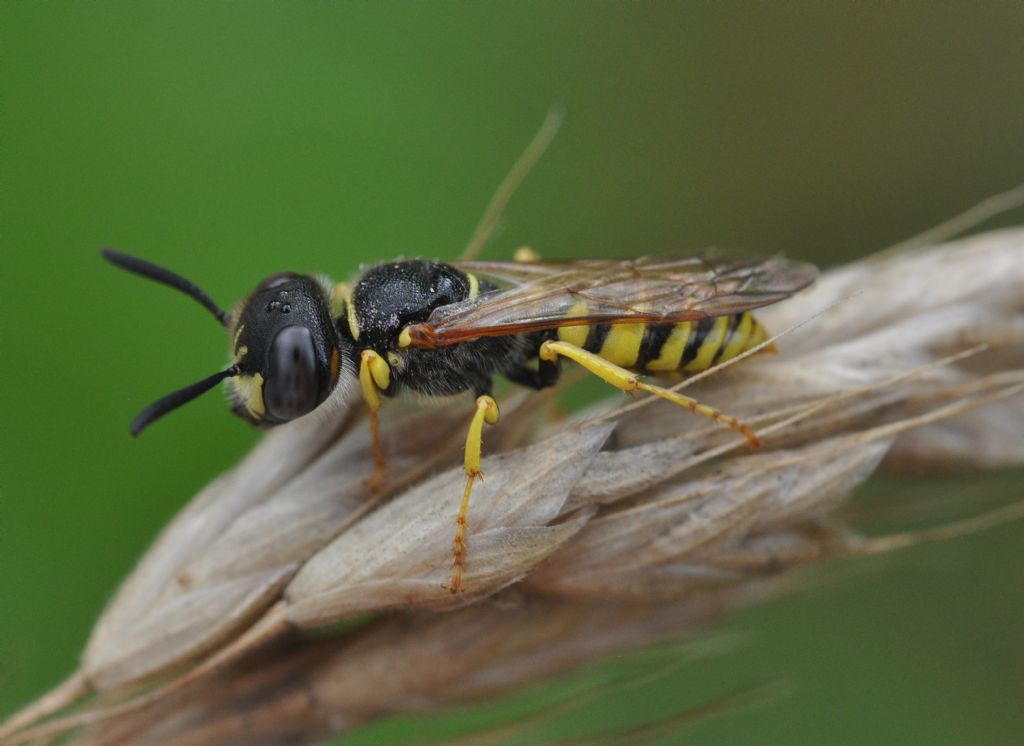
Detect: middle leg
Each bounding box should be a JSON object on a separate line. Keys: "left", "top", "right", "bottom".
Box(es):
{"left": 447, "top": 393, "right": 500, "bottom": 593}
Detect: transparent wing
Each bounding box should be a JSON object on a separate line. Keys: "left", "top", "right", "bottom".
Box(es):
{"left": 403, "top": 256, "right": 817, "bottom": 347}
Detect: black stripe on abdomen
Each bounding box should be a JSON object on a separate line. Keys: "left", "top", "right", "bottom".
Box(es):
{"left": 636, "top": 322, "right": 673, "bottom": 369}
{"left": 711, "top": 314, "right": 742, "bottom": 364}
{"left": 681, "top": 318, "right": 715, "bottom": 367}
{"left": 584, "top": 323, "right": 611, "bottom": 354}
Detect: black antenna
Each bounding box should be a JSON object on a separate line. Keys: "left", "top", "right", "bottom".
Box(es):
{"left": 130, "top": 366, "right": 240, "bottom": 436}
{"left": 101, "top": 248, "right": 231, "bottom": 326}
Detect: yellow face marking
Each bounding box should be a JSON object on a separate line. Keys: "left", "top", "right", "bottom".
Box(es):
{"left": 233, "top": 344, "right": 249, "bottom": 364}
{"left": 556, "top": 301, "right": 590, "bottom": 348}
{"left": 398, "top": 327, "right": 412, "bottom": 348}
{"left": 684, "top": 316, "right": 730, "bottom": 372}
{"left": 232, "top": 372, "right": 266, "bottom": 418}
{"left": 598, "top": 323, "right": 645, "bottom": 368}
{"left": 645, "top": 321, "right": 691, "bottom": 372}
{"left": 719, "top": 313, "right": 753, "bottom": 362}
{"left": 466, "top": 272, "right": 480, "bottom": 300}
{"left": 233, "top": 324, "right": 245, "bottom": 349}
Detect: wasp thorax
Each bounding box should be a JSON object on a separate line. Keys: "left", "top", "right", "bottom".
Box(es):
{"left": 230, "top": 274, "right": 342, "bottom": 425}
{"left": 351, "top": 261, "right": 471, "bottom": 348}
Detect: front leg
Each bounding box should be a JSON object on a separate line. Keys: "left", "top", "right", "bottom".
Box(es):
{"left": 358, "top": 349, "right": 392, "bottom": 490}
{"left": 447, "top": 394, "right": 500, "bottom": 593}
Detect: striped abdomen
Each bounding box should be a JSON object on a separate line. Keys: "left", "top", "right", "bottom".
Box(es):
{"left": 556, "top": 312, "right": 771, "bottom": 374}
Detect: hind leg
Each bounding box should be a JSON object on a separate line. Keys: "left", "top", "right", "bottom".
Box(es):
{"left": 503, "top": 355, "right": 559, "bottom": 390}
{"left": 538, "top": 339, "right": 759, "bottom": 447}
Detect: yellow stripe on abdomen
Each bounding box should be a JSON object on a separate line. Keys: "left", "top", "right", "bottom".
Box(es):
{"left": 552, "top": 311, "right": 771, "bottom": 377}
{"left": 629, "top": 313, "right": 772, "bottom": 375}
{"left": 683, "top": 316, "right": 730, "bottom": 372}
{"left": 557, "top": 301, "right": 591, "bottom": 348}
{"left": 645, "top": 322, "right": 692, "bottom": 372}
{"left": 717, "top": 312, "right": 753, "bottom": 363}
{"left": 598, "top": 323, "right": 645, "bottom": 367}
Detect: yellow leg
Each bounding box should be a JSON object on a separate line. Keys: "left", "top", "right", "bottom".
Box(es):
{"left": 539, "top": 340, "right": 759, "bottom": 447}
{"left": 359, "top": 350, "right": 392, "bottom": 490}
{"left": 448, "top": 394, "right": 500, "bottom": 593}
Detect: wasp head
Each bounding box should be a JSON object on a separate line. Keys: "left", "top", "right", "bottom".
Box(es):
{"left": 102, "top": 250, "right": 348, "bottom": 435}
{"left": 228, "top": 273, "right": 343, "bottom": 426}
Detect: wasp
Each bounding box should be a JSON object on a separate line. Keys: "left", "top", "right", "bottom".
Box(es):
{"left": 103, "top": 248, "right": 816, "bottom": 591}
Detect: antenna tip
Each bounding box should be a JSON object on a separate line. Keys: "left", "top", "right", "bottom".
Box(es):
{"left": 101, "top": 248, "right": 135, "bottom": 270}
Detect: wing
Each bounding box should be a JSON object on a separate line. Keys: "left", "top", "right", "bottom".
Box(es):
{"left": 402, "top": 255, "right": 817, "bottom": 348}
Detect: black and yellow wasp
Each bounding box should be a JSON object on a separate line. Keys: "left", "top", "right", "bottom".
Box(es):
{"left": 103, "top": 248, "right": 815, "bottom": 591}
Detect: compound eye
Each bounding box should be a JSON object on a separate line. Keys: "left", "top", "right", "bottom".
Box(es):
{"left": 264, "top": 325, "right": 323, "bottom": 421}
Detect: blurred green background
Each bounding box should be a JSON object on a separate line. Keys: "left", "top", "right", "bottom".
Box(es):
{"left": 2, "top": 3, "right": 1023, "bottom": 743}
